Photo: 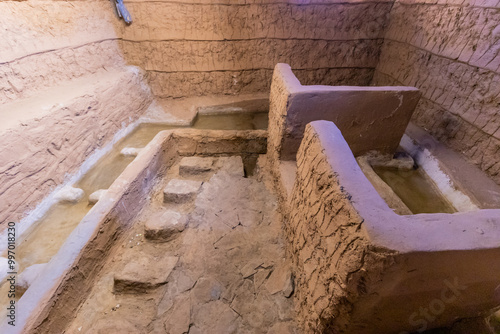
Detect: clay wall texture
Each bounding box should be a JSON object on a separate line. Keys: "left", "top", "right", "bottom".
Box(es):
{"left": 286, "top": 122, "right": 396, "bottom": 333}
{"left": 0, "top": 1, "right": 153, "bottom": 228}
{"left": 285, "top": 121, "right": 500, "bottom": 333}
{"left": 373, "top": 0, "right": 500, "bottom": 184}
{"left": 0, "top": 0, "right": 125, "bottom": 104}
{"left": 118, "top": 0, "right": 393, "bottom": 97}
{"left": 2, "top": 0, "right": 499, "bottom": 226}
{"left": 267, "top": 63, "right": 420, "bottom": 162}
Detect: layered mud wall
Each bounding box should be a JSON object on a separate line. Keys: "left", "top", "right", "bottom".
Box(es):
{"left": 0, "top": 0, "right": 124, "bottom": 103}
{"left": 267, "top": 63, "right": 420, "bottom": 165}
{"left": 373, "top": 0, "right": 500, "bottom": 185}
{"left": 0, "top": 1, "right": 153, "bottom": 229}
{"left": 117, "top": 0, "right": 394, "bottom": 98}
{"left": 284, "top": 121, "right": 500, "bottom": 333}
{"left": 286, "top": 123, "right": 396, "bottom": 333}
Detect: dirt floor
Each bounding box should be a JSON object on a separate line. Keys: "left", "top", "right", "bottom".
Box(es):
{"left": 65, "top": 155, "right": 297, "bottom": 334}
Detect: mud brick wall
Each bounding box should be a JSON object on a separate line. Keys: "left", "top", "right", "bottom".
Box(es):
{"left": 286, "top": 123, "right": 395, "bottom": 333}
{"left": 266, "top": 63, "right": 420, "bottom": 168}
{"left": 0, "top": 0, "right": 127, "bottom": 104}
{"left": 373, "top": 0, "right": 500, "bottom": 185}
{"left": 0, "top": 70, "right": 152, "bottom": 229}
{"left": 0, "top": 1, "right": 152, "bottom": 229}
{"left": 279, "top": 121, "right": 500, "bottom": 333}
{"left": 118, "top": 0, "right": 393, "bottom": 98}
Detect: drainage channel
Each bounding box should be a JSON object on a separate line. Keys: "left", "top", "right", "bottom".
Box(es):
{"left": 0, "top": 111, "right": 268, "bottom": 320}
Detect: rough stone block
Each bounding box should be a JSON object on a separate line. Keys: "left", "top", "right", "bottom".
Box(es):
{"left": 163, "top": 179, "right": 203, "bottom": 204}
{"left": 179, "top": 156, "right": 214, "bottom": 176}
{"left": 144, "top": 210, "right": 187, "bottom": 242}
{"left": 114, "top": 255, "right": 178, "bottom": 294}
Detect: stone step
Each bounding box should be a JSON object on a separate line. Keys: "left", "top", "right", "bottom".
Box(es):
{"left": 217, "top": 156, "right": 245, "bottom": 178}
{"left": 179, "top": 156, "right": 215, "bottom": 176}
{"left": 144, "top": 210, "right": 187, "bottom": 242}
{"left": 163, "top": 179, "right": 203, "bottom": 204}
{"left": 114, "top": 254, "right": 178, "bottom": 294}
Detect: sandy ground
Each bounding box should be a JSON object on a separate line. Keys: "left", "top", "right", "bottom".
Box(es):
{"left": 65, "top": 155, "right": 297, "bottom": 334}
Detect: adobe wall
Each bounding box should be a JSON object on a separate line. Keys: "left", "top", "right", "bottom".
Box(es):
{"left": 267, "top": 63, "right": 420, "bottom": 164}
{"left": 0, "top": 1, "right": 153, "bottom": 229}
{"left": 373, "top": 0, "right": 500, "bottom": 185}
{"left": 117, "top": 0, "right": 393, "bottom": 98}
{"left": 286, "top": 122, "right": 397, "bottom": 333}
{"left": 286, "top": 121, "right": 500, "bottom": 333}
{"left": 0, "top": 0, "right": 125, "bottom": 103}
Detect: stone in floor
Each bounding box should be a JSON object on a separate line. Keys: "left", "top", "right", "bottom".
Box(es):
{"left": 163, "top": 179, "right": 203, "bottom": 204}
{"left": 66, "top": 155, "right": 297, "bottom": 334}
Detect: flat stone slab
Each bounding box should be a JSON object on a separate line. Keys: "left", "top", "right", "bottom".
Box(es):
{"left": 163, "top": 179, "right": 203, "bottom": 204}
{"left": 265, "top": 264, "right": 294, "bottom": 298}
{"left": 179, "top": 156, "right": 214, "bottom": 176}
{"left": 190, "top": 300, "right": 239, "bottom": 334}
{"left": 114, "top": 255, "right": 178, "bottom": 294}
{"left": 145, "top": 210, "right": 187, "bottom": 242}
{"left": 217, "top": 156, "right": 245, "bottom": 177}
{"left": 191, "top": 277, "right": 224, "bottom": 304}
{"left": 88, "top": 189, "right": 107, "bottom": 205}
{"left": 163, "top": 294, "right": 191, "bottom": 334}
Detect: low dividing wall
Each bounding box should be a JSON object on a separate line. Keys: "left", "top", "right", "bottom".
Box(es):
{"left": 285, "top": 121, "right": 500, "bottom": 333}
{"left": 267, "top": 63, "right": 421, "bottom": 164}
{"left": 1, "top": 1, "right": 154, "bottom": 232}
{"left": 2, "top": 128, "right": 266, "bottom": 334}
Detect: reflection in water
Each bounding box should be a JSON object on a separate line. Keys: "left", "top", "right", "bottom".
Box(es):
{"left": 193, "top": 111, "right": 268, "bottom": 130}
{"left": 0, "top": 112, "right": 268, "bottom": 310}
{"left": 373, "top": 166, "right": 456, "bottom": 214}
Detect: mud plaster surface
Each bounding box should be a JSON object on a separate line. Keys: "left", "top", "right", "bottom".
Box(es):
{"left": 65, "top": 156, "right": 297, "bottom": 334}
{"left": 374, "top": 1, "right": 500, "bottom": 185}
{"left": 118, "top": 1, "right": 391, "bottom": 97}
{"left": 0, "top": 68, "right": 152, "bottom": 230}
{"left": 279, "top": 121, "right": 500, "bottom": 334}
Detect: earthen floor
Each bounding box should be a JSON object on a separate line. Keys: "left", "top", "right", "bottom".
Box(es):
{"left": 65, "top": 155, "right": 297, "bottom": 334}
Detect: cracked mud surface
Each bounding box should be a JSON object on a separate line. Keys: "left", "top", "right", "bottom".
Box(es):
{"left": 65, "top": 156, "right": 296, "bottom": 334}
